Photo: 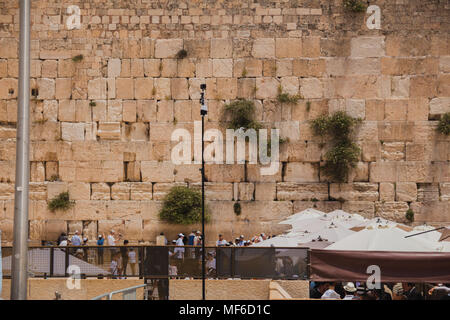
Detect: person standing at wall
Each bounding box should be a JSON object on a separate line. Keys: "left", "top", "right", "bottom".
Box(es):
{"left": 120, "top": 240, "right": 129, "bottom": 277}
{"left": 97, "top": 234, "right": 104, "bottom": 265}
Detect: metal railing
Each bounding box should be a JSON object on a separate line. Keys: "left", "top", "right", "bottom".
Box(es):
{"left": 1, "top": 245, "right": 310, "bottom": 280}
{"left": 91, "top": 284, "right": 148, "bottom": 300}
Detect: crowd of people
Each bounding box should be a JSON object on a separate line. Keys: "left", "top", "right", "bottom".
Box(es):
{"left": 310, "top": 281, "right": 450, "bottom": 300}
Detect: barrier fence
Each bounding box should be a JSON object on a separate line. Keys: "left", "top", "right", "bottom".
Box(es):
{"left": 1, "top": 245, "right": 310, "bottom": 280}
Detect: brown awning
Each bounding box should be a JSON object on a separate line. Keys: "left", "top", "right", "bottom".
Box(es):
{"left": 310, "top": 249, "right": 450, "bottom": 283}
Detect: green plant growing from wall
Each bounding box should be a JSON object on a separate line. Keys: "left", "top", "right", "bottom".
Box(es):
{"left": 233, "top": 202, "right": 242, "bottom": 216}
{"left": 159, "top": 186, "right": 209, "bottom": 225}
{"left": 310, "top": 111, "right": 362, "bottom": 182}
{"left": 343, "top": 0, "right": 367, "bottom": 12}
{"left": 405, "top": 209, "right": 414, "bottom": 223}
{"left": 222, "top": 99, "right": 263, "bottom": 130}
{"left": 437, "top": 112, "right": 450, "bottom": 135}
{"left": 277, "top": 85, "right": 301, "bottom": 104}
{"left": 89, "top": 101, "right": 96, "bottom": 107}
{"left": 241, "top": 68, "right": 248, "bottom": 77}
{"left": 48, "top": 192, "right": 75, "bottom": 212}
{"left": 72, "top": 54, "right": 84, "bottom": 62}
{"left": 176, "top": 49, "right": 188, "bottom": 59}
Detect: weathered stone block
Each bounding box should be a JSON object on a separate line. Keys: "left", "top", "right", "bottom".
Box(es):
{"left": 276, "top": 38, "right": 302, "bottom": 58}
{"left": 91, "top": 183, "right": 111, "bottom": 200}
{"left": 211, "top": 39, "right": 233, "bottom": 58}
{"left": 141, "top": 161, "right": 175, "bottom": 183}
{"left": 155, "top": 39, "right": 183, "bottom": 58}
{"left": 276, "top": 183, "right": 328, "bottom": 201}
{"left": 351, "top": 37, "right": 385, "bottom": 58}
{"left": 88, "top": 78, "right": 107, "bottom": 99}
{"left": 380, "top": 182, "right": 395, "bottom": 201}
{"left": 252, "top": 39, "right": 275, "bottom": 58}
{"left": 396, "top": 182, "right": 417, "bottom": 202}
{"left": 284, "top": 163, "right": 319, "bottom": 182}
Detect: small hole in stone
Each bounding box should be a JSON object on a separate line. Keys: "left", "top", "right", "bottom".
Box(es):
{"left": 31, "top": 88, "right": 39, "bottom": 96}
{"left": 8, "top": 89, "right": 14, "bottom": 95}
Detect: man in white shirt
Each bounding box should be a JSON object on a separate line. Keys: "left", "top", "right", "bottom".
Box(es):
{"left": 343, "top": 282, "right": 360, "bottom": 300}
{"left": 174, "top": 233, "right": 185, "bottom": 259}
{"left": 216, "top": 234, "right": 227, "bottom": 246}
{"left": 107, "top": 230, "right": 116, "bottom": 246}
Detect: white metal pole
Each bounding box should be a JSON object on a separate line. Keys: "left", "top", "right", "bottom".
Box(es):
{"left": 11, "top": 0, "right": 31, "bottom": 300}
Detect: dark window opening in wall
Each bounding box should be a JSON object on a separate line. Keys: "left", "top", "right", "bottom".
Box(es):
{"left": 31, "top": 88, "right": 39, "bottom": 97}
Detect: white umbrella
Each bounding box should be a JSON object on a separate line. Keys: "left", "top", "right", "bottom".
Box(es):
{"left": 251, "top": 236, "right": 301, "bottom": 247}
{"left": 296, "top": 224, "right": 356, "bottom": 244}
{"left": 2, "top": 248, "right": 109, "bottom": 276}
{"left": 281, "top": 208, "right": 325, "bottom": 223}
{"left": 326, "top": 224, "right": 446, "bottom": 252}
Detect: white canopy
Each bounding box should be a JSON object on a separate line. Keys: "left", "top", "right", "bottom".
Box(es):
{"left": 326, "top": 224, "right": 448, "bottom": 252}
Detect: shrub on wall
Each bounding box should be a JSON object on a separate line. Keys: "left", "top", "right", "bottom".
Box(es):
{"left": 159, "top": 186, "right": 209, "bottom": 225}
{"left": 405, "top": 209, "right": 414, "bottom": 223}
{"left": 48, "top": 192, "right": 74, "bottom": 212}
{"left": 310, "top": 111, "right": 362, "bottom": 182}
{"left": 343, "top": 0, "right": 367, "bottom": 13}
{"left": 222, "top": 99, "right": 263, "bottom": 130}
{"left": 437, "top": 112, "right": 450, "bottom": 135}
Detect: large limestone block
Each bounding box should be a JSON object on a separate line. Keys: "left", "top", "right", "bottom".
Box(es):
{"left": 247, "top": 164, "right": 282, "bottom": 183}
{"left": 237, "top": 201, "right": 293, "bottom": 223}
{"left": 91, "top": 183, "right": 111, "bottom": 200}
{"left": 141, "top": 161, "right": 175, "bottom": 182}
{"left": 300, "top": 78, "right": 323, "bottom": 99}
{"left": 174, "top": 164, "right": 202, "bottom": 183}
{"left": 88, "top": 78, "right": 107, "bottom": 99}
{"left": 284, "top": 163, "right": 319, "bottom": 183}
{"left": 429, "top": 98, "right": 450, "bottom": 118}
{"left": 189, "top": 182, "right": 233, "bottom": 201}
{"left": 410, "top": 201, "right": 450, "bottom": 224}
{"left": 417, "top": 183, "right": 440, "bottom": 202}
{"left": 374, "top": 201, "right": 410, "bottom": 223}
{"left": 116, "top": 78, "right": 134, "bottom": 99}
{"left": 410, "top": 75, "right": 437, "bottom": 98}
{"left": 36, "top": 78, "right": 55, "bottom": 100}
{"left": 111, "top": 182, "right": 131, "bottom": 200}
{"left": 255, "top": 77, "right": 279, "bottom": 99}
{"left": 155, "top": 39, "right": 183, "bottom": 58}
{"left": 0, "top": 38, "right": 18, "bottom": 58}
{"left": 238, "top": 182, "right": 255, "bottom": 201}
{"left": 211, "top": 39, "right": 232, "bottom": 58}
{"left": 252, "top": 39, "right": 275, "bottom": 58}
{"left": 342, "top": 201, "right": 375, "bottom": 218}
{"left": 212, "top": 59, "right": 233, "bottom": 77}
{"left": 97, "top": 122, "right": 121, "bottom": 140}
{"left": 61, "top": 122, "right": 85, "bottom": 141}
{"left": 205, "top": 164, "right": 244, "bottom": 183}
{"left": 98, "top": 219, "right": 125, "bottom": 236}
{"left": 379, "top": 182, "right": 395, "bottom": 201}
{"left": 397, "top": 162, "right": 433, "bottom": 183}
{"left": 29, "top": 183, "right": 47, "bottom": 200}
{"left": 153, "top": 182, "right": 187, "bottom": 200}
{"left": 130, "top": 182, "right": 153, "bottom": 200}
{"left": 68, "top": 182, "right": 90, "bottom": 200}
{"left": 171, "top": 78, "right": 189, "bottom": 100}
{"left": 0, "top": 78, "right": 18, "bottom": 100}
{"left": 134, "top": 78, "right": 154, "bottom": 99}
{"left": 234, "top": 59, "right": 263, "bottom": 78}
{"left": 55, "top": 78, "right": 72, "bottom": 99}
{"left": 276, "top": 183, "right": 328, "bottom": 201}
{"left": 184, "top": 39, "right": 210, "bottom": 59}
{"left": 396, "top": 182, "right": 417, "bottom": 202}
{"left": 275, "top": 38, "right": 302, "bottom": 58}
{"left": 440, "top": 183, "right": 450, "bottom": 201}
{"left": 125, "top": 219, "right": 143, "bottom": 240}
{"left": 330, "top": 183, "right": 379, "bottom": 202}
{"left": 0, "top": 183, "right": 14, "bottom": 200}
{"left": 350, "top": 37, "right": 385, "bottom": 58}
{"left": 381, "top": 142, "right": 405, "bottom": 161}
{"left": 369, "top": 162, "right": 398, "bottom": 182}
{"left": 254, "top": 182, "right": 276, "bottom": 201}
{"left": 106, "top": 201, "right": 143, "bottom": 219}
{"left": 47, "top": 182, "right": 68, "bottom": 200}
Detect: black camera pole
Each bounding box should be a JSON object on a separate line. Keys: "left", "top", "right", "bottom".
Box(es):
{"left": 200, "top": 84, "right": 207, "bottom": 300}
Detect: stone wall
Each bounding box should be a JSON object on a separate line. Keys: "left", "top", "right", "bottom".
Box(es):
{"left": 0, "top": 0, "right": 449, "bottom": 244}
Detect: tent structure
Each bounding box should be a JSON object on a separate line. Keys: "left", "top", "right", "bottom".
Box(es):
{"left": 2, "top": 248, "right": 109, "bottom": 276}
{"left": 326, "top": 224, "right": 449, "bottom": 252}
